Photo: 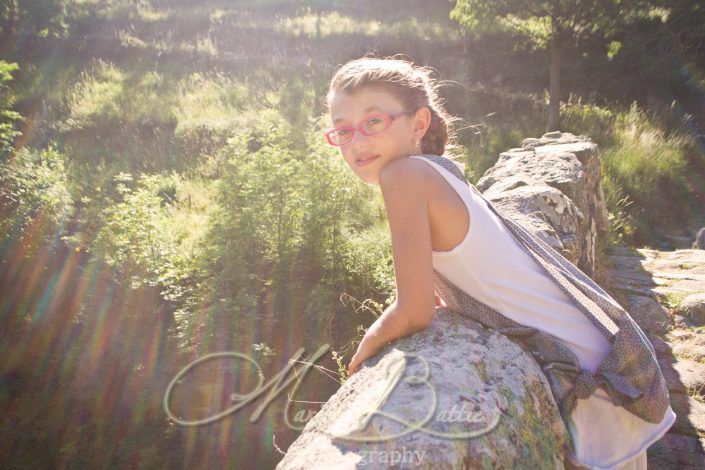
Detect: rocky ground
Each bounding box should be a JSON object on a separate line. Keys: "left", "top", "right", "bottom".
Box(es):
{"left": 602, "top": 217, "right": 705, "bottom": 468}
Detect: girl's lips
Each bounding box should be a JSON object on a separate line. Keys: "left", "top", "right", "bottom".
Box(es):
{"left": 356, "top": 155, "right": 379, "bottom": 167}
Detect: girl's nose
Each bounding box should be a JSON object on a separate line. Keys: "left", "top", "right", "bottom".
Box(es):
{"left": 350, "top": 128, "right": 369, "bottom": 147}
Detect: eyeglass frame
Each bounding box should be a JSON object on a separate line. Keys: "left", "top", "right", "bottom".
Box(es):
{"left": 324, "top": 109, "right": 418, "bottom": 147}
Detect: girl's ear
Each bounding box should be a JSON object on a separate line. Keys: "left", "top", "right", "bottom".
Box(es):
{"left": 412, "top": 106, "right": 432, "bottom": 140}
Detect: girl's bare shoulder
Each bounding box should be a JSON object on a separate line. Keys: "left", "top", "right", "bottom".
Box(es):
{"left": 378, "top": 157, "right": 437, "bottom": 197}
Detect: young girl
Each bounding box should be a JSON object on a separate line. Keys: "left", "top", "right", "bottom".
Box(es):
{"left": 323, "top": 55, "right": 676, "bottom": 470}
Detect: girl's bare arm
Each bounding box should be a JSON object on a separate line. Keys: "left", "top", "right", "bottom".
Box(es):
{"left": 348, "top": 158, "right": 437, "bottom": 374}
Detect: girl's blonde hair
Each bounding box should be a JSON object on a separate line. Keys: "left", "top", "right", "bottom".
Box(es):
{"left": 325, "top": 54, "right": 461, "bottom": 158}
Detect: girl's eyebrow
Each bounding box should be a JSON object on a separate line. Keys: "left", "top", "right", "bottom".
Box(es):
{"left": 333, "top": 105, "right": 383, "bottom": 124}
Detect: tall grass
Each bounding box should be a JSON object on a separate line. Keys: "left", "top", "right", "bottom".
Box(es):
{"left": 607, "top": 103, "right": 689, "bottom": 189}
{"left": 562, "top": 97, "right": 698, "bottom": 245}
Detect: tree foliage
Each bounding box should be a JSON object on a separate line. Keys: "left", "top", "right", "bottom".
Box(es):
{"left": 658, "top": 0, "right": 705, "bottom": 61}
{"left": 0, "top": 0, "right": 71, "bottom": 53}
{"left": 0, "top": 60, "right": 22, "bottom": 157}
{"left": 449, "top": 0, "right": 668, "bottom": 131}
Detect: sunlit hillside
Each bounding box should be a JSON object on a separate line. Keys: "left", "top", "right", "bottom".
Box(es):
{"left": 1, "top": 0, "right": 704, "bottom": 468}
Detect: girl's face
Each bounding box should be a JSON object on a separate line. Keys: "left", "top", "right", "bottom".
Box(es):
{"left": 328, "top": 86, "right": 428, "bottom": 185}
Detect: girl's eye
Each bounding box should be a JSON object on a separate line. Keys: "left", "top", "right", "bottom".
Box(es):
{"left": 337, "top": 128, "right": 351, "bottom": 136}
{"left": 367, "top": 118, "right": 382, "bottom": 125}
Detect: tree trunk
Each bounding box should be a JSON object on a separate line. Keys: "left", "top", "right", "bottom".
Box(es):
{"left": 547, "top": 39, "right": 562, "bottom": 132}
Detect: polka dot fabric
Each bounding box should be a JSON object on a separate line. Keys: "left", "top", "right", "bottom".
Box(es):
{"left": 418, "top": 154, "right": 670, "bottom": 431}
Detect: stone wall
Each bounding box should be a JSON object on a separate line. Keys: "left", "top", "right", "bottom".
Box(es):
{"left": 276, "top": 132, "right": 610, "bottom": 469}
{"left": 476, "top": 131, "right": 610, "bottom": 278}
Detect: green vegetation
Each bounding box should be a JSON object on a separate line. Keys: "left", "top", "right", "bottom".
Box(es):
{"left": 0, "top": 60, "right": 22, "bottom": 156}
{"left": 662, "top": 291, "right": 690, "bottom": 311}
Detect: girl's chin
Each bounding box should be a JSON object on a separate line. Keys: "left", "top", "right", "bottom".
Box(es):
{"left": 358, "top": 171, "right": 380, "bottom": 185}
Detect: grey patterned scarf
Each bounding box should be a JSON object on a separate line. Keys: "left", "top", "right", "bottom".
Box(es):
{"left": 416, "top": 153, "right": 670, "bottom": 434}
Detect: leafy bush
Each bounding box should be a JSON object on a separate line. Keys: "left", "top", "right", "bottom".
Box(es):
{"left": 90, "top": 172, "right": 180, "bottom": 289}
{"left": 0, "top": 144, "right": 72, "bottom": 256}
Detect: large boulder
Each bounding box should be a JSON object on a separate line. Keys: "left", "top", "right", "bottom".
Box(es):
{"left": 679, "top": 293, "right": 705, "bottom": 326}
{"left": 276, "top": 310, "right": 567, "bottom": 469}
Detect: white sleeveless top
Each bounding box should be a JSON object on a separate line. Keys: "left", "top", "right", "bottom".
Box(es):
{"left": 410, "top": 155, "right": 676, "bottom": 470}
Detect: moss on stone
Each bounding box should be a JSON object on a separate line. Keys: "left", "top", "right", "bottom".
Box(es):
{"left": 495, "top": 384, "right": 565, "bottom": 468}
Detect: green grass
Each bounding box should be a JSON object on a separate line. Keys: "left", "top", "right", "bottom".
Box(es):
{"left": 562, "top": 98, "right": 699, "bottom": 246}
{"left": 174, "top": 71, "right": 252, "bottom": 131}
{"left": 661, "top": 291, "right": 690, "bottom": 311}
{"left": 605, "top": 103, "right": 690, "bottom": 192}
{"left": 65, "top": 59, "right": 174, "bottom": 125}
{"left": 275, "top": 11, "right": 461, "bottom": 41}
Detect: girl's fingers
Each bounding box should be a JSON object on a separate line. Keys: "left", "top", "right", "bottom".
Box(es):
{"left": 348, "top": 358, "right": 357, "bottom": 374}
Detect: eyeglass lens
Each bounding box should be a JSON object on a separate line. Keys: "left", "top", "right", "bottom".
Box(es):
{"left": 330, "top": 114, "right": 389, "bottom": 145}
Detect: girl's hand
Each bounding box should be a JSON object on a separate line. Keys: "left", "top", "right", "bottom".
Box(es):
{"left": 348, "top": 336, "right": 384, "bottom": 375}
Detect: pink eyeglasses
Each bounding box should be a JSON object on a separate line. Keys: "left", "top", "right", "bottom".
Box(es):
{"left": 325, "top": 110, "right": 416, "bottom": 146}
